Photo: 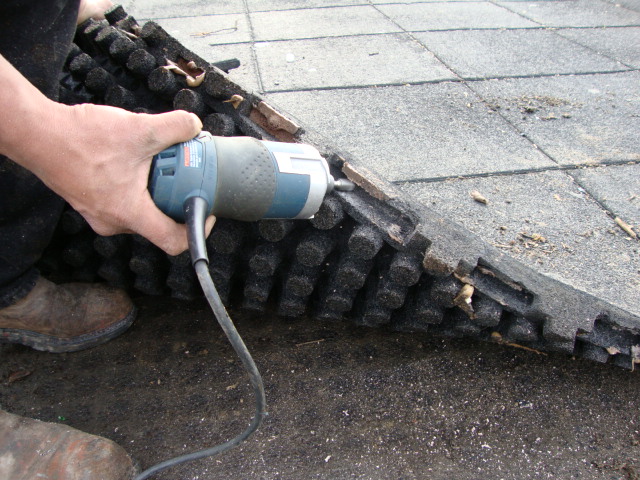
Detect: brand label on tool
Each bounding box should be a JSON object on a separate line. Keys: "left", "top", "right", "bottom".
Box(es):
{"left": 183, "top": 140, "right": 202, "bottom": 168}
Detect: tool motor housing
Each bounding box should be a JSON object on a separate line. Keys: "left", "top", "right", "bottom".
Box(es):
{"left": 149, "top": 132, "right": 335, "bottom": 222}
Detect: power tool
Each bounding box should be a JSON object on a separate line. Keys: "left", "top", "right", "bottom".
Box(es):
{"left": 138, "top": 132, "right": 354, "bottom": 480}
{"left": 149, "top": 131, "right": 354, "bottom": 223}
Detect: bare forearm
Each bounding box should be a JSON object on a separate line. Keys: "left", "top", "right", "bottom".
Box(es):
{"left": 0, "top": 54, "right": 59, "bottom": 170}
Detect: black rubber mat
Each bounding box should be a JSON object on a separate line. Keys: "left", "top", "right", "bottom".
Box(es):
{"left": 45, "top": 5, "right": 639, "bottom": 369}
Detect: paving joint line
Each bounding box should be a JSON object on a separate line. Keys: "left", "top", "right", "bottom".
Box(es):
{"left": 553, "top": 28, "right": 639, "bottom": 70}
{"left": 241, "top": 0, "right": 265, "bottom": 94}
{"left": 263, "top": 79, "right": 462, "bottom": 95}
{"left": 367, "top": 3, "right": 464, "bottom": 83}
{"left": 263, "top": 69, "right": 636, "bottom": 97}
{"left": 393, "top": 159, "right": 640, "bottom": 185}
{"left": 204, "top": 26, "right": 640, "bottom": 47}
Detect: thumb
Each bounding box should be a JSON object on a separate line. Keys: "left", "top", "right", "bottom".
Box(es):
{"left": 147, "top": 110, "right": 203, "bottom": 151}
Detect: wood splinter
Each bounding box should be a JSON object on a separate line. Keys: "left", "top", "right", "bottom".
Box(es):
{"left": 614, "top": 217, "right": 637, "bottom": 239}
{"left": 162, "top": 58, "right": 205, "bottom": 87}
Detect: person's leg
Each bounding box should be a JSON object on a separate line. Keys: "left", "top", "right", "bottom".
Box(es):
{"left": 0, "top": 160, "right": 66, "bottom": 308}
{"left": 0, "top": 0, "right": 136, "bottom": 352}
{"left": 0, "top": 0, "right": 81, "bottom": 308}
{"left": 0, "top": 3, "right": 139, "bottom": 478}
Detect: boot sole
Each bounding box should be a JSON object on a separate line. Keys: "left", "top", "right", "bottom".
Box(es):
{"left": 0, "top": 307, "right": 137, "bottom": 353}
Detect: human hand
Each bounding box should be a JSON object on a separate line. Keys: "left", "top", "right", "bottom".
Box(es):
{"left": 0, "top": 53, "right": 214, "bottom": 256}
{"left": 16, "top": 103, "right": 215, "bottom": 255}
{"left": 77, "top": 0, "right": 114, "bottom": 24}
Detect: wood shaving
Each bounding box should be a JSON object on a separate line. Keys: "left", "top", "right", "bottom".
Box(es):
{"left": 453, "top": 284, "right": 475, "bottom": 318}
{"left": 163, "top": 59, "right": 206, "bottom": 88}
{"left": 615, "top": 217, "right": 637, "bottom": 239}
{"left": 186, "top": 72, "right": 205, "bottom": 87}
{"left": 491, "top": 332, "right": 548, "bottom": 356}
{"left": 223, "top": 94, "right": 244, "bottom": 109}
{"left": 470, "top": 190, "right": 488, "bottom": 205}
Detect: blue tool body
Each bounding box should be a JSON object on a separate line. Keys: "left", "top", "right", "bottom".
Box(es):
{"left": 149, "top": 132, "right": 348, "bottom": 223}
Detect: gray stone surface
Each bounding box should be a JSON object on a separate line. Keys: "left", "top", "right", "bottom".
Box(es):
{"left": 414, "top": 29, "right": 628, "bottom": 79}
{"left": 207, "top": 43, "right": 261, "bottom": 93}
{"left": 400, "top": 171, "right": 640, "bottom": 316}
{"left": 498, "top": 0, "right": 640, "bottom": 27}
{"left": 469, "top": 71, "right": 640, "bottom": 165}
{"left": 255, "top": 33, "right": 455, "bottom": 91}
{"left": 122, "top": 0, "right": 244, "bottom": 18}
{"left": 250, "top": 6, "right": 400, "bottom": 41}
{"left": 571, "top": 163, "right": 640, "bottom": 228}
{"left": 246, "top": 0, "right": 363, "bottom": 11}
{"left": 267, "top": 83, "right": 554, "bottom": 181}
{"left": 154, "top": 13, "right": 251, "bottom": 46}
{"left": 558, "top": 27, "right": 640, "bottom": 69}
{"left": 610, "top": 0, "right": 640, "bottom": 11}
{"left": 375, "top": 2, "right": 538, "bottom": 31}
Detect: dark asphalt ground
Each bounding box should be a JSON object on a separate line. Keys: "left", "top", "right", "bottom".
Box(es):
{"left": 1, "top": 296, "right": 638, "bottom": 479}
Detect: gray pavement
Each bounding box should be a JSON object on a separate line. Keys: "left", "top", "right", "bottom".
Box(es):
{"left": 121, "top": 0, "right": 640, "bottom": 318}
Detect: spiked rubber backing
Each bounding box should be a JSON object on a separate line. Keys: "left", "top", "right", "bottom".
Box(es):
{"left": 44, "top": 5, "right": 640, "bottom": 369}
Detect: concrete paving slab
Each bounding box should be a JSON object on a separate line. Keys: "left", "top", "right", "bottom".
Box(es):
{"left": 611, "top": 0, "right": 640, "bottom": 12}
{"left": 469, "top": 71, "right": 640, "bottom": 166}
{"left": 571, "top": 163, "right": 640, "bottom": 229}
{"left": 497, "top": 0, "right": 640, "bottom": 27}
{"left": 246, "top": 0, "right": 363, "bottom": 11}
{"left": 414, "top": 29, "right": 628, "bottom": 79}
{"left": 207, "top": 43, "right": 261, "bottom": 93}
{"left": 153, "top": 13, "right": 251, "bottom": 47}
{"left": 120, "top": 0, "right": 244, "bottom": 19}
{"left": 370, "top": 0, "right": 480, "bottom": 2}
{"left": 255, "top": 34, "right": 455, "bottom": 91}
{"left": 375, "top": 2, "right": 538, "bottom": 31}
{"left": 400, "top": 170, "right": 640, "bottom": 317}
{"left": 557, "top": 27, "right": 640, "bottom": 69}
{"left": 249, "top": 6, "right": 400, "bottom": 41}
{"left": 267, "top": 82, "right": 554, "bottom": 182}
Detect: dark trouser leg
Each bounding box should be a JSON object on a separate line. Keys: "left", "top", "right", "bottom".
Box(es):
{"left": 0, "top": 161, "right": 65, "bottom": 308}
{"left": 0, "top": 0, "right": 80, "bottom": 307}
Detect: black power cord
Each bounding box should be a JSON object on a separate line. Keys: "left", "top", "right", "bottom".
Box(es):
{"left": 134, "top": 196, "right": 267, "bottom": 480}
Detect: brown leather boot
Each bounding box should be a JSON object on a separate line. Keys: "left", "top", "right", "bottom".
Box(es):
{"left": 0, "top": 277, "right": 136, "bottom": 352}
{"left": 0, "top": 409, "right": 138, "bottom": 480}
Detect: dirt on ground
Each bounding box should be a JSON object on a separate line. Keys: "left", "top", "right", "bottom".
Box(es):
{"left": 1, "top": 296, "right": 639, "bottom": 480}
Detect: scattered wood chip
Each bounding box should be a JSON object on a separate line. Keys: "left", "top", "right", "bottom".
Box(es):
{"left": 520, "top": 232, "right": 546, "bottom": 243}
{"left": 491, "top": 332, "right": 548, "bottom": 356}
{"left": 295, "top": 339, "right": 326, "bottom": 347}
{"left": 256, "top": 101, "right": 300, "bottom": 134}
{"left": 223, "top": 94, "right": 244, "bottom": 109}
{"left": 163, "top": 58, "right": 206, "bottom": 88}
{"left": 470, "top": 190, "right": 488, "bottom": 205}
{"left": 186, "top": 72, "right": 205, "bottom": 87}
{"left": 453, "top": 284, "right": 475, "bottom": 318}
{"left": 6, "top": 370, "right": 32, "bottom": 384}
{"left": 615, "top": 217, "right": 637, "bottom": 239}
{"left": 226, "top": 383, "right": 238, "bottom": 391}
